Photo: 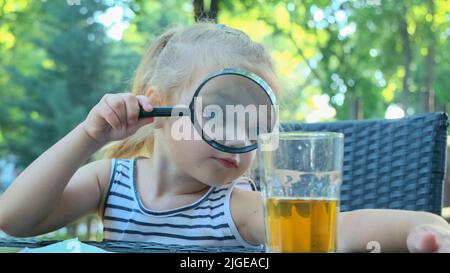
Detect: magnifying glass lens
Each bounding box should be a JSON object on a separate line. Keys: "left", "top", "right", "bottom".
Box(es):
{"left": 191, "top": 72, "right": 276, "bottom": 154}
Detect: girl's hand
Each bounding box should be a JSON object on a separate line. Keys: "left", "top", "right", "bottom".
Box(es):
{"left": 407, "top": 223, "right": 450, "bottom": 253}
{"left": 82, "top": 93, "right": 154, "bottom": 144}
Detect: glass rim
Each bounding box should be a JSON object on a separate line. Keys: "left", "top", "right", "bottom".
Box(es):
{"left": 259, "top": 131, "right": 344, "bottom": 140}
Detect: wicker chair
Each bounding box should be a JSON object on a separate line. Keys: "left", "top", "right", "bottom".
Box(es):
{"left": 1, "top": 112, "right": 448, "bottom": 252}
{"left": 279, "top": 112, "right": 448, "bottom": 215}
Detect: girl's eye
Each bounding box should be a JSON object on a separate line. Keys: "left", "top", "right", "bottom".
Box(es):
{"left": 204, "top": 111, "right": 215, "bottom": 119}
{"left": 207, "top": 111, "right": 223, "bottom": 119}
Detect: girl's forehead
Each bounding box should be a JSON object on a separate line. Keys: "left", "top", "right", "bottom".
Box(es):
{"left": 177, "top": 82, "right": 198, "bottom": 104}
{"left": 177, "top": 69, "right": 217, "bottom": 104}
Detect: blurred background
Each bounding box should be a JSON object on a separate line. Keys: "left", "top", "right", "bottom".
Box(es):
{"left": 0, "top": 0, "right": 449, "bottom": 241}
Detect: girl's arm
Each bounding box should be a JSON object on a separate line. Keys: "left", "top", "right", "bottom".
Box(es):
{"left": 232, "top": 190, "right": 450, "bottom": 252}
{"left": 0, "top": 124, "right": 107, "bottom": 237}
{"left": 230, "top": 189, "right": 265, "bottom": 245}
{"left": 0, "top": 93, "right": 154, "bottom": 237}
{"left": 338, "top": 209, "right": 450, "bottom": 253}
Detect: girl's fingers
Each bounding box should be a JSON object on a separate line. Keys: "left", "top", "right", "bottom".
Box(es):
{"left": 136, "top": 95, "right": 153, "bottom": 112}
{"left": 121, "top": 93, "right": 139, "bottom": 125}
{"left": 100, "top": 93, "right": 154, "bottom": 133}
{"left": 407, "top": 226, "right": 443, "bottom": 253}
{"left": 104, "top": 94, "right": 127, "bottom": 126}
{"left": 137, "top": 117, "right": 155, "bottom": 128}
{"left": 418, "top": 232, "right": 439, "bottom": 252}
{"left": 438, "top": 240, "right": 450, "bottom": 253}
{"left": 135, "top": 95, "right": 154, "bottom": 127}
{"left": 99, "top": 103, "right": 121, "bottom": 130}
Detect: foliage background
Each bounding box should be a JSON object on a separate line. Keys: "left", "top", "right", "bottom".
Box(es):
{"left": 0, "top": 0, "right": 449, "bottom": 240}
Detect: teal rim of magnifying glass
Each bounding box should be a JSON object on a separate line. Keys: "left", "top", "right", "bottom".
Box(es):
{"left": 189, "top": 67, "right": 278, "bottom": 154}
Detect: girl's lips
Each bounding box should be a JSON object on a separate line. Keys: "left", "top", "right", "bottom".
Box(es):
{"left": 212, "top": 157, "right": 238, "bottom": 168}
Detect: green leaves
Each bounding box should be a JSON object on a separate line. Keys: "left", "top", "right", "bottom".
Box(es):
{"left": 219, "top": 0, "right": 450, "bottom": 121}
{"left": 1, "top": 0, "right": 449, "bottom": 169}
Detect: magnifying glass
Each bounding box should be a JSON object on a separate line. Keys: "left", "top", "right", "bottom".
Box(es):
{"left": 138, "top": 68, "right": 278, "bottom": 154}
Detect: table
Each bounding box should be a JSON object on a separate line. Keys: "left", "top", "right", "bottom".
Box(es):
{"left": 0, "top": 238, "right": 265, "bottom": 253}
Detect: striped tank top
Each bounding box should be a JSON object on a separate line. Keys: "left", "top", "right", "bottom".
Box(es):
{"left": 102, "top": 158, "right": 261, "bottom": 248}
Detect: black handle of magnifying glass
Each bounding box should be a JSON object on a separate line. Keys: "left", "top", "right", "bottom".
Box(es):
{"left": 138, "top": 106, "right": 188, "bottom": 117}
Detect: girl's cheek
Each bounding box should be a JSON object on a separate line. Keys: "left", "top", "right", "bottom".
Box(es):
{"left": 168, "top": 117, "right": 205, "bottom": 145}
{"left": 243, "top": 152, "right": 255, "bottom": 165}
{"left": 239, "top": 153, "right": 255, "bottom": 173}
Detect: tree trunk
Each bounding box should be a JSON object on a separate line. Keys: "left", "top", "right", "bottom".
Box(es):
{"left": 445, "top": 138, "right": 450, "bottom": 208}
{"left": 193, "top": 0, "right": 219, "bottom": 23}
{"left": 398, "top": 4, "right": 412, "bottom": 112}
{"left": 351, "top": 97, "right": 363, "bottom": 120}
{"left": 422, "top": 0, "right": 436, "bottom": 112}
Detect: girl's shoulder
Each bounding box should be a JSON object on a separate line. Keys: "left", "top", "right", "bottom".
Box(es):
{"left": 233, "top": 176, "right": 258, "bottom": 191}
{"left": 103, "top": 156, "right": 147, "bottom": 178}
{"left": 93, "top": 157, "right": 136, "bottom": 217}
{"left": 82, "top": 158, "right": 115, "bottom": 190}
{"left": 96, "top": 157, "right": 147, "bottom": 211}
{"left": 229, "top": 183, "right": 264, "bottom": 246}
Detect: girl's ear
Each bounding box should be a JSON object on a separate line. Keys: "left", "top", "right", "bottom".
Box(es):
{"left": 145, "top": 88, "right": 153, "bottom": 98}
{"left": 145, "top": 88, "right": 160, "bottom": 104}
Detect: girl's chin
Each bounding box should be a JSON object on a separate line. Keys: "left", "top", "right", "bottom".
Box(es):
{"left": 199, "top": 173, "right": 237, "bottom": 187}
{"left": 192, "top": 160, "right": 244, "bottom": 186}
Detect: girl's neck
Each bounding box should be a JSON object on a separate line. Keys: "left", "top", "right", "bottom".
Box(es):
{"left": 144, "top": 142, "right": 210, "bottom": 199}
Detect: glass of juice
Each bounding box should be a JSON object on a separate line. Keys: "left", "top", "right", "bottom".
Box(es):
{"left": 257, "top": 131, "right": 344, "bottom": 253}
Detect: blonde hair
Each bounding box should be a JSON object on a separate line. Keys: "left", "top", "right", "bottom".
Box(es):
{"left": 96, "top": 22, "right": 280, "bottom": 160}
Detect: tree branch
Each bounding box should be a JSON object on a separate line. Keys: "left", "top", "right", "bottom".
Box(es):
{"left": 193, "top": 0, "right": 219, "bottom": 23}
{"left": 398, "top": 2, "right": 412, "bottom": 111}
{"left": 422, "top": 0, "right": 435, "bottom": 112}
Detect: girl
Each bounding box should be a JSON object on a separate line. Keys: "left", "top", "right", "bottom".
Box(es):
{"left": 0, "top": 23, "right": 449, "bottom": 252}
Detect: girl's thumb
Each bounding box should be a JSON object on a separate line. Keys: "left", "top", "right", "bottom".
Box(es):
{"left": 407, "top": 229, "right": 439, "bottom": 253}
{"left": 136, "top": 117, "right": 155, "bottom": 128}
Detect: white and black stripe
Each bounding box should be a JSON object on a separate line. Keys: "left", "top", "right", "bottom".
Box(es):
{"left": 102, "top": 158, "right": 260, "bottom": 248}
